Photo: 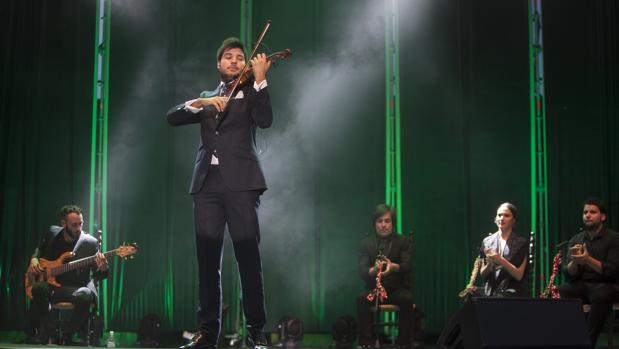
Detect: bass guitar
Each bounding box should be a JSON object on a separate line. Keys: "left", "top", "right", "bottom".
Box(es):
{"left": 24, "top": 243, "right": 138, "bottom": 299}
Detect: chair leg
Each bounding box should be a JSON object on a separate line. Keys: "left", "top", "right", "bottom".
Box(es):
{"left": 56, "top": 309, "right": 63, "bottom": 344}
{"left": 609, "top": 308, "right": 614, "bottom": 348}
{"left": 57, "top": 319, "right": 62, "bottom": 344}
{"left": 389, "top": 312, "right": 397, "bottom": 345}
{"left": 86, "top": 313, "right": 92, "bottom": 346}
{"left": 374, "top": 309, "right": 380, "bottom": 349}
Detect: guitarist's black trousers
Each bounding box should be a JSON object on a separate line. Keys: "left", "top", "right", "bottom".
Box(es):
{"left": 192, "top": 165, "right": 266, "bottom": 345}
{"left": 30, "top": 282, "right": 94, "bottom": 339}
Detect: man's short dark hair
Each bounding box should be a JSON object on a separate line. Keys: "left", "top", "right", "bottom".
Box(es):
{"left": 217, "top": 37, "right": 245, "bottom": 61}
{"left": 372, "top": 204, "right": 396, "bottom": 227}
{"left": 60, "top": 204, "right": 83, "bottom": 220}
{"left": 583, "top": 197, "right": 607, "bottom": 215}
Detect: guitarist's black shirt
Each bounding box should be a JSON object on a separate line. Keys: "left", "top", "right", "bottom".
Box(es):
{"left": 52, "top": 234, "right": 80, "bottom": 286}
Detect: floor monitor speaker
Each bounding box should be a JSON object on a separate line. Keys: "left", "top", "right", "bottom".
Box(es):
{"left": 436, "top": 298, "right": 590, "bottom": 348}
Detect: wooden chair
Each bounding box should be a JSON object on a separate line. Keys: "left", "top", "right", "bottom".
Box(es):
{"left": 49, "top": 301, "right": 95, "bottom": 345}
{"left": 370, "top": 304, "right": 400, "bottom": 348}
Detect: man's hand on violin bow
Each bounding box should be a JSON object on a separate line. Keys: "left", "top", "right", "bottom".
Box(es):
{"left": 191, "top": 96, "right": 229, "bottom": 113}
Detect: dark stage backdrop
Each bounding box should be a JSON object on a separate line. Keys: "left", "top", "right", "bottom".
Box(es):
{"left": 0, "top": 0, "right": 96, "bottom": 330}
{"left": 1, "top": 0, "right": 618, "bottom": 336}
{"left": 543, "top": 1, "right": 619, "bottom": 258}
{"left": 400, "top": 0, "right": 532, "bottom": 330}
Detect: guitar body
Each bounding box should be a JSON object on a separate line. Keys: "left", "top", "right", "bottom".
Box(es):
{"left": 24, "top": 251, "right": 74, "bottom": 299}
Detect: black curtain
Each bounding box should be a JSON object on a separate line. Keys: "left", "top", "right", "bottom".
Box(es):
{"left": 0, "top": 0, "right": 95, "bottom": 330}
{"left": 544, "top": 1, "right": 619, "bottom": 246}
{"left": 400, "top": 0, "right": 531, "bottom": 331}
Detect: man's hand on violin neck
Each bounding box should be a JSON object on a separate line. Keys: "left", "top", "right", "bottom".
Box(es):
{"left": 251, "top": 53, "right": 271, "bottom": 84}
{"left": 192, "top": 96, "right": 229, "bottom": 112}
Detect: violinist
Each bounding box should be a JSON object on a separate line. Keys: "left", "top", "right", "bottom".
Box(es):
{"left": 166, "top": 37, "right": 272, "bottom": 349}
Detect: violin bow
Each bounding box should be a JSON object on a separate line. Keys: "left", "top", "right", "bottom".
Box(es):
{"left": 225, "top": 20, "right": 272, "bottom": 102}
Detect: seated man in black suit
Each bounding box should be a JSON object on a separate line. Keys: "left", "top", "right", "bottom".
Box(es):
{"left": 357, "top": 204, "right": 414, "bottom": 349}
{"left": 26, "top": 204, "right": 108, "bottom": 344}
{"left": 559, "top": 198, "right": 619, "bottom": 348}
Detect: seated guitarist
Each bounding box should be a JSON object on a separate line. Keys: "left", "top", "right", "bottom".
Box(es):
{"left": 26, "top": 204, "right": 108, "bottom": 344}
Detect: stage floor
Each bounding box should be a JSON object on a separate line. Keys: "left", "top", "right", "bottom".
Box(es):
{"left": 0, "top": 331, "right": 434, "bottom": 349}
{"left": 0, "top": 343, "right": 437, "bottom": 349}
{"left": 0, "top": 342, "right": 435, "bottom": 349}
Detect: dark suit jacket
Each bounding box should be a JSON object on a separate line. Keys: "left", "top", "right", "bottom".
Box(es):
{"left": 31, "top": 226, "right": 108, "bottom": 297}
{"left": 167, "top": 82, "right": 273, "bottom": 194}
{"left": 358, "top": 233, "right": 411, "bottom": 290}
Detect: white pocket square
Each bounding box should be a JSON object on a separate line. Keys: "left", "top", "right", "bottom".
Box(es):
{"left": 234, "top": 90, "right": 244, "bottom": 99}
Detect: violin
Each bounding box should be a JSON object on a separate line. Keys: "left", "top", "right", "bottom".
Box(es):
{"left": 219, "top": 20, "right": 292, "bottom": 102}
{"left": 224, "top": 49, "right": 292, "bottom": 97}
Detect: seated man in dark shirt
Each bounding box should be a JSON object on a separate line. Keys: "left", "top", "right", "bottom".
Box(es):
{"left": 357, "top": 204, "right": 413, "bottom": 349}
{"left": 558, "top": 198, "right": 619, "bottom": 348}
{"left": 26, "top": 204, "right": 108, "bottom": 344}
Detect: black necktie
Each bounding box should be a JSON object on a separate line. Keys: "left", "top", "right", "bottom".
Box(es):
{"left": 215, "top": 83, "right": 227, "bottom": 120}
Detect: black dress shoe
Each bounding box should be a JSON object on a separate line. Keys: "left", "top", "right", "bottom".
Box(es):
{"left": 248, "top": 332, "right": 268, "bottom": 349}
{"left": 180, "top": 331, "right": 216, "bottom": 349}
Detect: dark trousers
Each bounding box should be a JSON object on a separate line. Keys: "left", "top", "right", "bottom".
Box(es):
{"left": 29, "top": 282, "right": 94, "bottom": 339}
{"left": 558, "top": 281, "right": 619, "bottom": 347}
{"left": 357, "top": 288, "right": 413, "bottom": 346}
{"left": 193, "top": 166, "right": 266, "bottom": 344}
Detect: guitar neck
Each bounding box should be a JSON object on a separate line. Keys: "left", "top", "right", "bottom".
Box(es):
{"left": 50, "top": 249, "right": 115, "bottom": 276}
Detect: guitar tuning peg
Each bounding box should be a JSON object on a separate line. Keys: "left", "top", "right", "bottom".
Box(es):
{"left": 130, "top": 256, "right": 134, "bottom": 259}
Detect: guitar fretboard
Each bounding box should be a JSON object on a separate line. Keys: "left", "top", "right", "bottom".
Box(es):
{"left": 50, "top": 249, "right": 116, "bottom": 276}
